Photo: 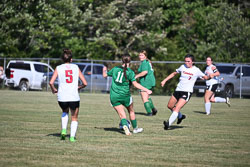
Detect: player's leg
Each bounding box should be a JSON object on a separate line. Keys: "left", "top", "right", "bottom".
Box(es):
{"left": 204, "top": 89, "right": 214, "bottom": 115}
{"left": 114, "top": 105, "right": 131, "bottom": 135}
{"left": 148, "top": 96, "right": 157, "bottom": 115}
{"left": 140, "top": 91, "right": 152, "bottom": 116}
{"left": 69, "top": 102, "right": 80, "bottom": 142}
{"left": 126, "top": 103, "right": 143, "bottom": 134}
{"left": 168, "top": 98, "right": 187, "bottom": 126}
{"left": 58, "top": 102, "right": 69, "bottom": 140}
{"left": 167, "top": 94, "right": 185, "bottom": 123}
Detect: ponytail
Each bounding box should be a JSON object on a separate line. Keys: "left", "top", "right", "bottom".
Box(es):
{"left": 122, "top": 54, "right": 131, "bottom": 80}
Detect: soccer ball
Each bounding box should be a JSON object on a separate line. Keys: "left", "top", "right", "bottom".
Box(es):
{"left": 119, "top": 119, "right": 131, "bottom": 130}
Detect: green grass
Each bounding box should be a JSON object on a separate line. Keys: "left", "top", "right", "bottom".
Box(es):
{"left": 0, "top": 90, "right": 250, "bottom": 167}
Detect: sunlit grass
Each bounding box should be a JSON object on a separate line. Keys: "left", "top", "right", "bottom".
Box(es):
{"left": 0, "top": 90, "right": 249, "bottom": 166}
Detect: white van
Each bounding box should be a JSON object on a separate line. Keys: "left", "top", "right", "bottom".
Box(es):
{"left": 5, "top": 60, "right": 54, "bottom": 91}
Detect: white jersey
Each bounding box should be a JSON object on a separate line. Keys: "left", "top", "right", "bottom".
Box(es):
{"left": 57, "top": 64, "right": 80, "bottom": 102}
{"left": 205, "top": 64, "right": 219, "bottom": 86}
{"left": 175, "top": 65, "right": 205, "bottom": 93}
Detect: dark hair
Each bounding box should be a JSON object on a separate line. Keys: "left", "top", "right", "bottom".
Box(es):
{"left": 122, "top": 54, "right": 131, "bottom": 80}
{"left": 185, "top": 54, "right": 195, "bottom": 62}
{"left": 62, "top": 49, "right": 72, "bottom": 63}
{"left": 206, "top": 56, "right": 213, "bottom": 61}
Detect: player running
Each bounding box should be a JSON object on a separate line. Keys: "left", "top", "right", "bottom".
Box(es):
{"left": 49, "top": 49, "right": 87, "bottom": 142}
{"left": 135, "top": 50, "right": 157, "bottom": 116}
{"left": 161, "top": 54, "right": 210, "bottom": 130}
{"left": 204, "top": 56, "right": 230, "bottom": 115}
{"left": 103, "top": 54, "right": 152, "bottom": 135}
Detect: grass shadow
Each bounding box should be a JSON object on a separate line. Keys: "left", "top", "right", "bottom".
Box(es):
{"left": 47, "top": 133, "right": 70, "bottom": 138}
{"left": 135, "top": 112, "right": 149, "bottom": 116}
{"left": 167, "top": 125, "right": 185, "bottom": 131}
{"left": 193, "top": 111, "right": 206, "bottom": 115}
{"left": 96, "top": 127, "right": 124, "bottom": 135}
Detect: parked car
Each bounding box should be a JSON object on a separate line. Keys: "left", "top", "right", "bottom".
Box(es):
{"left": 5, "top": 60, "right": 54, "bottom": 91}
{"left": 194, "top": 63, "right": 250, "bottom": 97}
{"left": 43, "top": 62, "right": 112, "bottom": 92}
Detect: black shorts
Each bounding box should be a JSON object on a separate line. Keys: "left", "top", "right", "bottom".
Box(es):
{"left": 206, "top": 84, "right": 218, "bottom": 92}
{"left": 173, "top": 91, "right": 192, "bottom": 102}
{"left": 58, "top": 101, "right": 80, "bottom": 110}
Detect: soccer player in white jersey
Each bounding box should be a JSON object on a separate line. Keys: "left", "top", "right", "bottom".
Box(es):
{"left": 204, "top": 56, "right": 230, "bottom": 115}
{"left": 161, "top": 54, "right": 210, "bottom": 130}
{"left": 49, "top": 49, "right": 87, "bottom": 142}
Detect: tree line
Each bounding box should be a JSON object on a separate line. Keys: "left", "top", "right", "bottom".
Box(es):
{"left": 0, "top": 0, "right": 249, "bottom": 63}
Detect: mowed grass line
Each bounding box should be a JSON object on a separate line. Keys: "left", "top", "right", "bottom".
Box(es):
{"left": 0, "top": 90, "right": 250, "bottom": 167}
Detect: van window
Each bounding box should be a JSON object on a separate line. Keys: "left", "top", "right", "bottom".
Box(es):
{"left": 9, "top": 63, "right": 31, "bottom": 71}
{"left": 243, "top": 67, "right": 250, "bottom": 76}
{"left": 93, "top": 66, "right": 103, "bottom": 74}
{"left": 77, "top": 64, "right": 86, "bottom": 72}
{"left": 84, "top": 65, "right": 103, "bottom": 75}
{"left": 216, "top": 66, "right": 235, "bottom": 74}
{"left": 235, "top": 66, "right": 250, "bottom": 77}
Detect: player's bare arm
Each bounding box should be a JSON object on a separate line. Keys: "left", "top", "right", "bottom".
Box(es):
{"left": 135, "top": 71, "right": 148, "bottom": 79}
{"left": 161, "top": 72, "right": 178, "bottom": 87}
{"left": 132, "top": 81, "right": 152, "bottom": 95}
{"left": 49, "top": 69, "right": 58, "bottom": 94}
{"left": 78, "top": 68, "right": 87, "bottom": 90}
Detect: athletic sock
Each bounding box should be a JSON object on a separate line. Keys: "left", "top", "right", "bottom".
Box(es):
{"left": 214, "top": 97, "right": 226, "bottom": 103}
{"left": 148, "top": 98, "right": 155, "bottom": 109}
{"left": 178, "top": 112, "right": 183, "bottom": 119}
{"left": 205, "top": 102, "right": 211, "bottom": 115}
{"left": 169, "top": 111, "right": 178, "bottom": 126}
{"left": 144, "top": 102, "right": 152, "bottom": 114}
{"left": 70, "top": 121, "right": 78, "bottom": 138}
{"left": 171, "top": 110, "right": 183, "bottom": 119}
{"left": 61, "top": 112, "right": 68, "bottom": 130}
{"left": 131, "top": 119, "right": 137, "bottom": 129}
{"left": 121, "top": 118, "right": 128, "bottom": 126}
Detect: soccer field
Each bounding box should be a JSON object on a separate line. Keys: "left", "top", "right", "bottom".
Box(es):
{"left": 0, "top": 90, "right": 250, "bottom": 167}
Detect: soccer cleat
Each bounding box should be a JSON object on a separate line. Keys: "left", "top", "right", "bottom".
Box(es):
{"left": 177, "top": 115, "right": 186, "bottom": 124}
{"left": 163, "top": 121, "right": 169, "bottom": 130}
{"left": 152, "top": 108, "right": 158, "bottom": 115}
{"left": 69, "top": 137, "right": 76, "bottom": 142}
{"left": 226, "top": 97, "right": 231, "bottom": 107}
{"left": 61, "top": 129, "right": 67, "bottom": 140}
{"left": 123, "top": 125, "right": 131, "bottom": 135}
{"left": 133, "top": 127, "right": 143, "bottom": 134}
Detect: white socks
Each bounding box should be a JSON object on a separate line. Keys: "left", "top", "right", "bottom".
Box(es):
{"left": 171, "top": 110, "right": 183, "bottom": 119}
{"left": 205, "top": 102, "right": 211, "bottom": 115}
{"left": 61, "top": 112, "right": 69, "bottom": 130}
{"left": 215, "top": 97, "right": 226, "bottom": 103}
{"left": 61, "top": 112, "right": 78, "bottom": 138}
{"left": 169, "top": 111, "right": 178, "bottom": 126}
{"left": 70, "top": 121, "right": 78, "bottom": 138}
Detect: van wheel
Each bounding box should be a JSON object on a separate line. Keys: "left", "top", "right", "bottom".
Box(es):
{"left": 19, "top": 80, "right": 29, "bottom": 91}
{"left": 225, "top": 85, "right": 233, "bottom": 98}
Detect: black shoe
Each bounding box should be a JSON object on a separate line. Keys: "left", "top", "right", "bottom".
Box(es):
{"left": 177, "top": 115, "right": 186, "bottom": 124}
{"left": 152, "top": 108, "right": 158, "bottom": 115}
{"left": 163, "top": 121, "right": 169, "bottom": 130}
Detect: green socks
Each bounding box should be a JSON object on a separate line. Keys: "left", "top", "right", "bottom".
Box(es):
{"left": 149, "top": 98, "right": 155, "bottom": 109}
{"left": 131, "top": 119, "right": 137, "bottom": 129}
{"left": 144, "top": 101, "right": 152, "bottom": 114}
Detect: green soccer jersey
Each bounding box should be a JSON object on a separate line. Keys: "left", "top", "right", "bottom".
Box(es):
{"left": 107, "top": 66, "right": 136, "bottom": 97}
{"left": 138, "top": 60, "right": 156, "bottom": 89}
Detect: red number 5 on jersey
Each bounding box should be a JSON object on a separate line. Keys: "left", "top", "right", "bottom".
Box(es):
{"left": 65, "top": 70, "right": 73, "bottom": 83}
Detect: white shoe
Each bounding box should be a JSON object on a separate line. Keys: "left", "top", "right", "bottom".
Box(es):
{"left": 123, "top": 125, "right": 131, "bottom": 136}
{"left": 206, "top": 112, "right": 210, "bottom": 115}
{"left": 133, "top": 127, "right": 143, "bottom": 134}
{"left": 226, "top": 97, "right": 231, "bottom": 107}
